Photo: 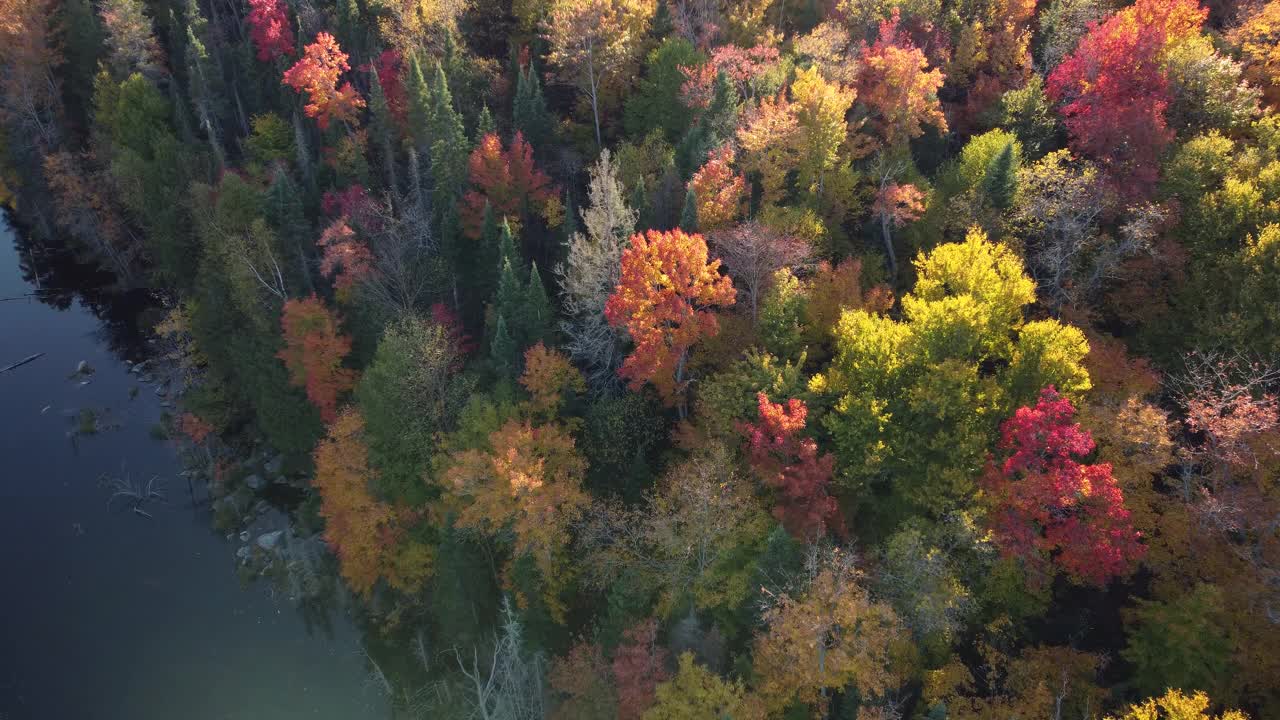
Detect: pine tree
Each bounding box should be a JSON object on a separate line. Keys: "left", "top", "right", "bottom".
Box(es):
{"left": 336, "top": 0, "right": 363, "bottom": 61}
{"left": 982, "top": 141, "right": 1019, "bottom": 210}
{"left": 264, "top": 166, "right": 313, "bottom": 292}
{"left": 184, "top": 22, "right": 224, "bottom": 167}
{"left": 525, "top": 261, "right": 556, "bottom": 347}
{"left": 495, "top": 255, "right": 527, "bottom": 337}
{"left": 631, "top": 176, "right": 650, "bottom": 231}
{"left": 680, "top": 185, "right": 698, "bottom": 232}
{"left": 497, "top": 218, "right": 520, "bottom": 271}
{"left": 513, "top": 61, "right": 553, "bottom": 153}
{"left": 405, "top": 55, "right": 434, "bottom": 155}
{"left": 429, "top": 64, "right": 469, "bottom": 218}
{"left": 368, "top": 68, "right": 398, "bottom": 192}
{"left": 490, "top": 313, "right": 518, "bottom": 377}
{"left": 476, "top": 103, "right": 496, "bottom": 143}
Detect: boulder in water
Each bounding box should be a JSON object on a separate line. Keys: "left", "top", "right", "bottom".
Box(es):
{"left": 244, "top": 474, "right": 264, "bottom": 491}
{"left": 256, "top": 530, "right": 284, "bottom": 551}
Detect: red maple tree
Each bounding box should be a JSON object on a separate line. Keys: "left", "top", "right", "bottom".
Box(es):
{"left": 317, "top": 218, "right": 374, "bottom": 296}
{"left": 983, "top": 387, "right": 1145, "bottom": 586}
{"left": 460, "top": 131, "right": 557, "bottom": 239}
{"left": 738, "top": 392, "right": 842, "bottom": 539}
{"left": 1046, "top": 0, "right": 1206, "bottom": 197}
{"left": 604, "top": 229, "right": 736, "bottom": 404}
{"left": 611, "top": 618, "right": 671, "bottom": 720}
{"left": 857, "top": 10, "right": 947, "bottom": 148}
{"left": 247, "top": 0, "right": 294, "bottom": 62}
{"left": 282, "top": 32, "right": 365, "bottom": 130}
{"left": 277, "top": 295, "right": 358, "bottom": 422}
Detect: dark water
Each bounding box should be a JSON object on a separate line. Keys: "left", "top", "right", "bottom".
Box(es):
{"left": 0, "top": 214, "right": 387, "bottom": 720}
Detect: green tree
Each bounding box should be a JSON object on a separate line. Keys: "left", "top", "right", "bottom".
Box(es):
{"left": 513, "top": 61, "right": 554, "bottom": 153}
{"left": 624, "top": 37, "right": 702, "bottom": 143}
{"left": 679, "top": 185, "right": 698, "bottom": 231}
{"left": 1122, "top": 584, "right": 1234, "bottom": 701}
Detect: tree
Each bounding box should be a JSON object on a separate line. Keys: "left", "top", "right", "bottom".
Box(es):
{"left": 444, "top": 418, "right": 590, "bottom": 619}
{"left": 983, "top": 387, "right": 1145, "bottom": 587}
{"left": 313, "top": 409, "right": 432, "bottom": 597}
{"left": 549, "top": 641, "right": 618, "bottom": 720}
{"left": 624, "top": 36, "right": 702, "bottom": 142}
{"left": 282, "top": 33, "right": 366, "bottom": 130}
{"left": 246, "top": 0, "right": 293, "bottom": 62}
{"left": 612, "top": 619, "right": 671, "bottom": 720}
{"left": 856, "top": 10, "right": 947, "bottom": 148}
{"left": 277, "top": 295, "right": 358, "bottom": 422}
{"left": 98, "top": 0, "right": 163, "bottom": 80}
{"left": 454, "top": 597, "right": 549, "bottom": 720}
{"left": 871, "top": 180, "right": 925, "bottom": 277}
{"left": 543, "top": 0, "right": 656, "bottom": 147}
{"left": 679, "top": 185, "right": 698, "bottom": 231}
{"left": 513, "top": 60, "right": 554, "bottom": 153}
{"left": 558, "top": 149, "right": 637, "bottom": 390}
{"left": 317, "top": 218, "right": 373, "bottom": 299}
{"left": 429, "top": 64, "right": 470, "bottom": 215}
{"left": 737, "top": 393, "right": 840, "bottom": 539}
{"left": 752, "top": 550, "right": 903, "bottom": 715}
{"left": 604, "top": 229, "right": 736, "bottom": 406}
{"left": 0, "top": 0, "right": 62, "bottom": 146}
{"left": 688, "top": 145, "right": 746, "bottom": 231}
{"left": 1105, "top": 689, "right": 1250, "bottom": 720}
{"left": 1046, "top": 0, "right": 1206, "bottom": 197}
{"left": 816, "top": 229, "right": 1091, "bottom": 526}
{"left": 643, "top": 653, "right": 761, "bottom": 720}
{"left": 709, "top": 222, "right": 809, "bottom": 321}
{"left": 460, "top": 132, "right": 557, "bottom": 239}
{"left": 1122, "top": 583, "right": 1234, "bottom": 700}
{"left": 1230, "top": 0, "right": 1280, "bottom": 109}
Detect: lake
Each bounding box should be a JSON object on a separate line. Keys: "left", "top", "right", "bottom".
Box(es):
{"left": 0, "top": 212, "right": 389, "bottom": 720}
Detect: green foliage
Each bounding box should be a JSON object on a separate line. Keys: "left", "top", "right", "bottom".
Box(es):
{"left": 696, "top": 350, "right": 808, "bottom": 440}
{"left": 1122, "top": 584, "right": 1234, "bottom": 700}
{"left": 996, "top": 76, "right": 1059, "bottom": 159}
{"left": 581, "top": 392, "right": 666, "bottom": 499}
{"left": 624, "top": 38, "right": 702, "bottom": 143}
{"left": 758, "top": 268, "right": 808, "bottom": 360}
{"left": 817, "top": 229, "right": 1090, "bottom": 531}
{"left": 679, "top": 185, "right": 698, "bottom": 231}
{"left": 513, "top": 62, "right": 554, "bottom": 152}
{"left": 246, "top": 114, "right": 295, "bottom": 167}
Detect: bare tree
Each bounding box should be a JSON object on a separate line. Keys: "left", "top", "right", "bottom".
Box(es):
{"left": 709, "top": 221, "right": 811, "bottom": 321}
{"left": 556, "top": 150, "right": 637, "bottom": 391}
{"left": 454, "top": 597, "right": 548, "bottom": 720}
{"left": 359, "top": 194, "right": 435, "bottom": 317}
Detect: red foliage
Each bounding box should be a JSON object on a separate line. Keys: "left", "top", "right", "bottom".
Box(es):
{"left": 680, "top": 44, "right": 781, "bottom": 107}
{"left": 177, "top": 412, "right": 214, "bottom": 445}
{"left": 689, "top": 145, "right": 747, "bottom": 231}
{"left": 983, "top": 387, "right": 1145, "bottom": 586}
{"left": 1046, "top": 0, "right": 1206, "bottom": 198}
{"left": 604, "top": 229, "right": 737, "bottom": 404}
{"left": 373, "top": 49, "right": 408, "bottom": 124}
{"left": 738, "top": 393, "right": 842, "bottom": 539}
{"left": 277, "top": 295, "right": 358, "bottom": 422}
{"left": 321, "top": 184, "right": 375, "bottom": 222}
{"left": 611, "top": 619, "right": 671, "bottom": 720}
{"left": 430, "top": 302, "right": 477, "bottom": 359}
{"left": 317, "top": 218, "right": 374, "bottom": 295}
{"left": 459, "top": 131, "right": 557, "bottom": 239}
{"left": 247, "top": 0, "right": 294, "bottom": 62}
{"left": 872, "top": 182, "right": 926, "bottom": 227}
{"left": 282, "top": 32, "right": 366, "bottom": 130}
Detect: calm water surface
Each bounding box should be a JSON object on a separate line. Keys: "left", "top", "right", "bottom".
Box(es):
{"left": 0, "top": 213, "right": 387, "bottom": 720}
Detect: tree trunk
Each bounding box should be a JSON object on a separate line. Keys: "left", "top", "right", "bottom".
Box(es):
{"left": 880, "top": 213, "right": 898, "bottom": 278}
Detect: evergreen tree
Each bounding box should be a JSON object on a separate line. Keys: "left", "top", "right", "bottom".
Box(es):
{"left": 490, "top": 313, "right": 518, "bottom": 377}
{"left": 680, "top": 185, "right": 698, "bottom": 232}
{"left": 429, "top": 64, "right": 469, "bottom": 219}
{"left": 184, "top": 23, "right": 224, "bottom": 167}
{"left": 525, "top": 261, "right": 556, "bottom": 347}
{"left": 336, "top": 0, "right": 364, "bottom": 61}
{"left": 405, "top": 55, "right": 434, "bottom": 155}
{"left": 631, "top": 175, "right": 651, "bottom": 231}
{"left": 57, "top": 0, "right": 106, "bottom": 131}
{"left": 476, "top": 103, "right": 496, "bottom": 143}
{"left": 495, "top": 255, "right": 527, "bottom": 343}
{"left": 982, "top": 142, "right": 1019, "bottom": 210}
{"left": 512, "top": 61, "right": 553, "bottom": 153}
{"left": 497, "top": 218, "right": 520, "bottom": 271}
{"left": 368, "top": 68, "right": 398, "bottom": 192}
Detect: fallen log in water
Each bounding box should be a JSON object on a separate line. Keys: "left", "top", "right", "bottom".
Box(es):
{"left": 0, "top": 352, "right": 44, "bottom": 373}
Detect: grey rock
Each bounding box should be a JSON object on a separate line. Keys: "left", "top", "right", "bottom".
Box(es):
{"left": 74, "top": 360, "right": 94, "bottom": 375}
{"left": 264, "top": 454, "right": 284, "bottom": 475}
{"left": 244, "top": 474, "right": 264, "bottom": 491}
{"left": 236, "top": 545, "right": 252, "bottom": 560}
{"left": 256, "top": 530, "right": 284, "bottom": 551}
{"left": 238, "top": 530, "right": 251, "bottom": 543}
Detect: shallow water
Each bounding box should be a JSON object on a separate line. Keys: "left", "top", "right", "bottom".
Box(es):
{"left": 0, "top": 213, "right": 388, "bottom": 720}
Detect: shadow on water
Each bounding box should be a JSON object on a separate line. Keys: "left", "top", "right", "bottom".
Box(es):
{"left": 0, "top": 212, "right": 390, "bottom": 720}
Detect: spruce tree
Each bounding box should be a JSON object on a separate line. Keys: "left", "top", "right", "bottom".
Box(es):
{"left": 512, "top": 62, "right": 553, "bottom": 153}
{"left": 429, "top": 64, "right": 469, "bottom": 218}
{"left": 680, "top": 185, "right": 699, "bottom": 232}
{"left": 368, "top": 68, "right": 398, "bottom": 192}
{"left": 497, "top": 218, "right": 520, "bottom": 271}
{"left": 490, "top": 313, "right": 517, "bottom": 378}
{"left": 525, "top": 261, "right": 556, "bottom": 347}
{"left": 982, "top": 141, "right": 1019, "bottom": 210}
{"left": 405, "top": 55, "right": 434, "bottom": 155}
{"left": 476, "top": 104, "right": 496, "bottom": 143}
{"left": 631, "top": 176, "right": 650, "bottom": 231}
{"left": 495, "top": 256, "right": 527, "bottom": 345}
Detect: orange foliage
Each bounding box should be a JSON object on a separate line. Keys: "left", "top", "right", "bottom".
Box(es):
{"left": 604, "top": 229, "right": 737, "bottom": 404}
{"left": 689, "top": 146, "right": 747, "bottom": 231}
{"left": 282, "top": 33, "right": 365, "bottom": 130}
{"left": 277, "top": 295, "right": 357, "bottom": 422}
{"left": 313, "top": 409, "right": 431, "bottom": 597}
{"left": 520, "top": 343, "right": 586, "bottom": 417}
{"left": 317, "top": 217, "right": 373, "bottom": 299}
{"left": 804, "top": 258, "right": 894, "bottom": 341}
{"left": 857, "top": 11, "right": 947, "bottom": 148}
{"left": 460, "top": 131, "right": 557, "bottom": 239}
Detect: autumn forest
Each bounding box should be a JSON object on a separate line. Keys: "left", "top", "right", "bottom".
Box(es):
{"left": 1, "top": 0, "right": 1278, "bottom": 716}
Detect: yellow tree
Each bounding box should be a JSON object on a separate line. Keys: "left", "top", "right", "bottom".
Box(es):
{"left": 313, "top": 409, "right": 432, "bottom": 598}
{"left": 543, "top": 0, "right": 656, "bottom": 147}
{"left": 643, "top": 653, "right": 764, "bottom": 720}
{"left": 752, "top": 551, "right": 904, "bottom": 716}
{"left": 444, "top": 418, "right": 590, "bottom": 619}
{"left": 1106, "top": 689, "right": 1250, "bottom": 720}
